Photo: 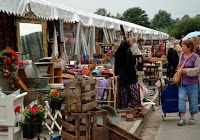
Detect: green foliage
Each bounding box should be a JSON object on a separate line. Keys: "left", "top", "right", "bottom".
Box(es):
{"left": 151, "top": 10, "right": 172, "bottom": 30}
{"left": 49, "top": 91, "right": 65, "bottom": 100}
{"left": 122, "top": 7, "right": 150, "bottom": 27}
{"left": 20, "top": 105, "right": 46, "bottom": 126}
{"left": 169, "top": 17, "right": 200, "bottom": 38}
{"left": 94, "top": 8, "right": 107, "bottom": 16}
{"left": 181, "top": 14, "right": 190, "bottom": 21}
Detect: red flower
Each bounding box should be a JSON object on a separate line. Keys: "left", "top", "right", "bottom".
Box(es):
{"left": 14, "top": 106, "right": 21, "bottom": 113}
{"left": 29, "top": 106, "right": 38, "bottom": 114}
{"left": 6, "top": 50, "right": 11, "bottom": 54}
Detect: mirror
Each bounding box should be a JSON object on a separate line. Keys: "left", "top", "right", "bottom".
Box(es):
{"left": 19, "top": 23, "right": 44, "bottom": 62}
{"left": 16, "top": 17, "right": 47, "bottom": 62}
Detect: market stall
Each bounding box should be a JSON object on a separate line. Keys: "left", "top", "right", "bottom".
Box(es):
{"left": 0, "top": 0, "right": 170, "bottom": 139}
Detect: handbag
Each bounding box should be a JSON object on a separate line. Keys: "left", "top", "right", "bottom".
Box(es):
{"left": 172, "top": 53, "right": 192, "bottom": 84}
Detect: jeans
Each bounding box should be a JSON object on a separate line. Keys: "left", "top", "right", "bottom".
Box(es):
{"left": 178, "top": 84, "right": 198, "bottom": 115}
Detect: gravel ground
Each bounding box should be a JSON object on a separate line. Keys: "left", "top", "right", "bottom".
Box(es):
{"left": 139, "top": 106, "right": 162, "bottom": 140}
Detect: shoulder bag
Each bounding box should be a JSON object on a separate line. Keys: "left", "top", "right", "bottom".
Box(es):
{"left": 172, "top": 53, "right": 192, "bottom": 84}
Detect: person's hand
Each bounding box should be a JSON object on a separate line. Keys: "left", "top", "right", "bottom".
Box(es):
{"left": 182, "top": 69, "right": 186, "bottom": 74}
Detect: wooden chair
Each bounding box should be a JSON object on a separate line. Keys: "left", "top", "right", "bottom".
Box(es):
{"left": 0, "top": 92, "right": 28, "bottom": 140}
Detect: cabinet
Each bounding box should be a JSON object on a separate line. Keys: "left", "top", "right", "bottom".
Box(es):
{"left": 34, "top": 62, "right": 62, "bottom": 84}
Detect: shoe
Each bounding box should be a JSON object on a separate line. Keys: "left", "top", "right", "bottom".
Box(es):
{"left": 188, "top": 119, "right": 195, "bottom": 125}
{"left": 177, "top": 119, "right": 186, "bottom": 126}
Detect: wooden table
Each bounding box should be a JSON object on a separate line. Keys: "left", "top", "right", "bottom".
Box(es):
{"left": 149, "top": 57, "right": 166, "bottom": 63}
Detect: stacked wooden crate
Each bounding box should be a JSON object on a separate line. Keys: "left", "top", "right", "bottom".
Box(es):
{"left": 61, "top": 78, "right": 108, "bottom": 140}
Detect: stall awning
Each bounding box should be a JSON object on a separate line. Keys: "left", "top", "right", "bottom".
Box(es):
{"left": 0, "top": 0, "right": 28, "bottom": 16}
{"left": 0, "top": 0, "right": 169, "bottom": 38}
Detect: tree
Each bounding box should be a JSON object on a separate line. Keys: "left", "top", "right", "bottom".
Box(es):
{"left": 94, "top": 8, "right": 115, "bottom": 18}
{"left": 170, "top": 17, "right": 200, "bottom": 38}
{"left": 151, "top": 10, "right": 173, "bottom": 30}
{"left": 196, "top": 14, "right": 200, "bottom": 18}
{"left": 122, "top": 7, "right": 150, "bottom": 27}
{"left": 115, "top": 13, "right": 123, "bottom": 20}
{"left": 94, "top": 8, "right": 107, "bottom": 16}
{"left": 181, "top": 14, "right": 190, "bottom": 21}
{"left": 174, "top": 18, "right": 180, "bottom": 23}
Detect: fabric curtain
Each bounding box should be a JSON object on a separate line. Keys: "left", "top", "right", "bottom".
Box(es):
{"left": 88, "top": 26, "right": 95, "bottom": 56}
{"left": 103, "top": 27, "right": 109, "bottom": 44}
{"left": 80, "top": 25, "right": 88, "bottom": 55}
{"left": 74, "top": 21, "right": 81, "bottom": 57}
{"left": 52, "top": 24, "right": 59, "bottom": 57}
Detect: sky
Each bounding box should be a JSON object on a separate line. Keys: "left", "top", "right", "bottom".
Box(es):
{"left": 56, "top": 0, "right": 200, "bottom": 19}
{"left": 20, "top": 23, "right": 42, "bottom": 36}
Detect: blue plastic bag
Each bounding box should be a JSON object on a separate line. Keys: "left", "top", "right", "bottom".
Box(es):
{"left": 50, "top": 135, "right": 61, "bottom": 140}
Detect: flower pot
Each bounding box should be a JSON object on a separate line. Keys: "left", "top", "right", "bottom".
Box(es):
{"left": 50, "top": 99, "right": 63, "bottom": 110}
{"left": 22, "top": 123, "right": 42, "bottom": 139}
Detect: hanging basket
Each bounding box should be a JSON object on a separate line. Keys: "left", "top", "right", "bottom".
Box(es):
{"left": 22, "top": 123, "right": 42, "bottom": 139}
{"left": 50, "top": 99, "right": 63, "bottom": 110}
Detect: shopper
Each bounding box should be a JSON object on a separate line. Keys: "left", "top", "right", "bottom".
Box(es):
{"left": 115, "top": 39, "right": 141, "bottom": 109}
{"left": 177, "top": 39, "right": 200, "bottom": 126}
{"left": 137, "top": 38, "right": 145, "bottom": 51}
{"left": 128, "top": 37, "right": 142, "bottom": 55}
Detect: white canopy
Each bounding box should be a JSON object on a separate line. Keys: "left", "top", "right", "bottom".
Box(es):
{"left": 0, "top": 0, "right": 169, "bottom": 38}
{"left": 0, "top": 0, "right": 28, "bottom": 16}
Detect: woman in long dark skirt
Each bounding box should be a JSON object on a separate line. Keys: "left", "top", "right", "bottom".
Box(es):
{"left": 115, "top": 40, "right": 141, "bottom": 109}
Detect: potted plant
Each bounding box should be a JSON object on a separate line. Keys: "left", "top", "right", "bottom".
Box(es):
{"left": 0, "top": 48, "right": 23, "bottom": 90}
{"left": 20, "top": 105, "right": 46, "bottom": 139}
{"left": 49, "top": 91, "right": 65, "bottom": 110}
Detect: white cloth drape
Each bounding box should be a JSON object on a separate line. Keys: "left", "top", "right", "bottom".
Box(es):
{"left": 75, "top": 21, "right": 82, "bottom": 57}
{"left": 52, "top": 24, "right": 59, "bottom": 57}
{"left": 103, "top": 27, "right": 110, "bottom": 44}
{"left": 88, "top": 26, "right": 95, "bottom": 57}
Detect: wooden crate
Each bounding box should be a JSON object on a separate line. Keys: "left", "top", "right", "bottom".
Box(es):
{"left": 61, "top": 112, "right": 91, "bottom": 140}
{"left": 65, "top": 78, "right": 98, "bottom": 113}
{"left": 107, "top": 121, "right": 142, "bottom": 140}
{"left": 89, "top": 108, "right": 108, "bottom": 140}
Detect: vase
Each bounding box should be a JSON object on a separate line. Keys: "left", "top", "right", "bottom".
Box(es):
{"left": 50, "top": 99, "right": 63, "bottom": 110}
{"left": 0, "top": 70, "right": 12, "bottom": 91}
{"left": 22, "top": 123, "right": 42, "bottom": 139}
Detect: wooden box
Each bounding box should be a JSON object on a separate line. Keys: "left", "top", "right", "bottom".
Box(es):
{"left": 89, "top": 109, "right": 108, "bottom": 140}
{"left": 108, "top": 121, "right": 142, "bottom": 140}
{"left": 65, "top": 78, "right": 98, "bottom": 113}
{"left": 61, "top": 112, "right": 91, "bottom": 140}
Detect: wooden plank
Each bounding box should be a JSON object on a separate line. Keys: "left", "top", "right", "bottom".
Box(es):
{"left": 86, "top": 115, "right": 90, "bottom": 140}
{"left": 81, "top": 90, "right": 96, "bottom": 100}
{"left": 61, "top": 131, "right": 75, "bottom": 140}
{"left": 69, "top": 112, "right": 91, "bottom": 118}
{"left": 80, "top": 79, "right": 96, "bottom": 87}
{"left": 75, "top": 84, "right": 82, "bottom": 112}
{"left": 75, "top": 115, "right": 80, "bottom": 139}
{"left": 61, "top": 120, "right": 87, "bottom": 132}
{"left": 17, "top": 76, "right": 28, "bottom": 91}
{"left": 65, "top": 83, "right": 71, "bottom": 113}
{"left": 82, "top": 100, "right": 98, "bottom": 112}
{"left": 61, "top": 120, "right": 75, "bottom": 131}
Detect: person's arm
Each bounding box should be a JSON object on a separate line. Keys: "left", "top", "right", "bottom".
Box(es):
{"left": 185, "top": 57, "right": 200, "bottom": 77}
